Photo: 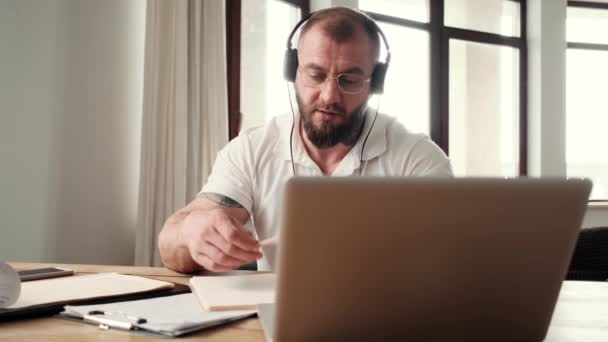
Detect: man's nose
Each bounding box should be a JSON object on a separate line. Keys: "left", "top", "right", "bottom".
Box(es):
{"left": 319, "top": 77, "right": 341, "bottom": 105}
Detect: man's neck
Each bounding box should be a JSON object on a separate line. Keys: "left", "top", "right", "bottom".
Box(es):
{"left": 299, "top": 122, "right": 357, "bottom": 176}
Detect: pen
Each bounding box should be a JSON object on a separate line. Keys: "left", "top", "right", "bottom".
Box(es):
{"left": 84, "top": 310, "right": 147, "bottom": 330}
{"left": 259, "top": 236, "right": 277, "bottom": 247}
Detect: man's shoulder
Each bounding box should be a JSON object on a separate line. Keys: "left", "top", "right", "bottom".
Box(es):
{"left": 238, "top": 113, "right": 291, "bottom": 141}
{"left": 377, "top": 113, "right": 429, "bottom": 147}
{"left": 378, "top": 113, "right": 448, "bottom": 159}
{"left": 226, "top": 113, "right": 291, "bottom": 156}
{"left": 376, "top": 113, "right": 451, "bottom": 176}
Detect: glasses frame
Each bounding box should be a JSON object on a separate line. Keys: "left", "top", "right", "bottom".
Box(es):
{"left": 297, "top": 67, "right": 371, "bottom": 94}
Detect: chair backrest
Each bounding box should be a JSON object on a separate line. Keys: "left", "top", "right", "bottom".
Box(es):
{"left": 568, "top": 226, "right": 608, "bottom": 281}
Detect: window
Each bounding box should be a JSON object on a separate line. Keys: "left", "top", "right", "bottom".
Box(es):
{"left": 359, "top": 0, "right": 429, "bottom": 23}
{"left": 376, "top": 22, "right": 430, "bottom": 135}
{"left": 226, "top": 0, "right": 309, "bottom": 138}
{"left": 360, "top": 0, "right": 527, "bottom": 177}
{"left": 449, "top": 40, "right": 520, "bottom": 176}
{"left": 566, "top": 0, "right": 608, "bottom": 200}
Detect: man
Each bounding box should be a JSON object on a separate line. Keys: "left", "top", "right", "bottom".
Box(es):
{"left": 158, "top": 7, "right": 452, "bottom": 273}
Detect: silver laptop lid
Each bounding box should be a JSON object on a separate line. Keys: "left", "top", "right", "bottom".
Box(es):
{"left": 274, "top": 177, "right": 592, "bottom": 341}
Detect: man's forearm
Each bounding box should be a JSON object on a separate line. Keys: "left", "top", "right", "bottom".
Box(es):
{"left": 158, "top": 210, "right": 201, "bottom": 273}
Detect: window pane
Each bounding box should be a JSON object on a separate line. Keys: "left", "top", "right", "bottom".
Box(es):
{"left": 377, "top": 22, "right": 430, "bottom": 135}
{"left": 566, "top": 49, "right": 608, "bottom": 200}
{"left": 240, "top": 0, "right": 300, "bottom": 131}
{"left": 445, "top": 0, "right": 520, "bottom": 37}
{"left": 567, "top": 7, "right": 608, "bottom": 44}
{"left": 449, "top": 40, "right": 519, "bottom": 177}
{"left": 359, "top": 0, "right": 429, "bottom": 23}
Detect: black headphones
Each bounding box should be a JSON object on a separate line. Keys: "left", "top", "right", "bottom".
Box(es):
{"left": 283, "top": 8, "right": 391, "bottom": 94}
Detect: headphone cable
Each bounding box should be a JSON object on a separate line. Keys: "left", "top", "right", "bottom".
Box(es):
{"left": 287, "top": 82, "right": 297, "bottom": 176}
{"left": 359, "top": 95, "right": 380, "bottom": 176}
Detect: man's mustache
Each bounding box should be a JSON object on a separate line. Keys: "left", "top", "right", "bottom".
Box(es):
{"left": 315, "top": 105, "right": 345, "bottom": 116}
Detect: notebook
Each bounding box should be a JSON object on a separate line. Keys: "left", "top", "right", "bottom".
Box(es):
{"left": 61, "top": 293, "right": 256, "bottom": 337}
{"left": 8, "top": 272, "right": 173, "bottom": 309}
{"left": 189, "top": 273, "right": 276, "bottom": 311}
{"left": 0, "top": 272, "right": 179, "bottom": 320}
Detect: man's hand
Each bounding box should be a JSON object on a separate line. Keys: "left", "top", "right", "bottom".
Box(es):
{"left": 158, "top": 193, "right": 260, "bottom": 273}
{"left": 179, "top": 208, "right": 261, "bottom": 272}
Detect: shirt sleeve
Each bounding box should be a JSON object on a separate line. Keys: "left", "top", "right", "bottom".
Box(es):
{"left": 200, "top": 134, "right": 255, "bottom": 215}
{"left": 404, "top": 136, "right": 454, "bottom": 177}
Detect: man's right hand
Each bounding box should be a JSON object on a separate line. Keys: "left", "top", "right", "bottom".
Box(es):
{"left": 178, "top": 209, "right": 262, "bottom": 272}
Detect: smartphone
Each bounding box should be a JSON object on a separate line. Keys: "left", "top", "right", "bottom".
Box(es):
{"left": 17, "top": 267, "right": 74, "bottom": 281}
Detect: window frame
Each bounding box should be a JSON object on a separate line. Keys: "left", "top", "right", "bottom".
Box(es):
{"left": 366, "top": 0, "right": 528, "bottom": 175}
{"left": 566, "top": 0, "right": 608, "bottom": 202}
{"left": 226, "top": 0, "right": 310, "bottom": 140}
{"left": 567, "top": 0, "right": 608, "bottom": 51}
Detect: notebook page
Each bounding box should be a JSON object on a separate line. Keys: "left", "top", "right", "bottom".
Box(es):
{"left": 9, "top": 273, "right": 173, "bottom": 309}
{"left": 190, "top": 273, "right": 276, "bottom": 311}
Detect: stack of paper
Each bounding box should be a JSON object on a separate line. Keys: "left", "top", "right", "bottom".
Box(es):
{"left": 190, "top": 273, "right": 276, "bottom": 311}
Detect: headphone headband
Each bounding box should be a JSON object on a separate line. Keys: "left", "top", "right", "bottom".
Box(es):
{"left": 285, "top": 9, "right": 391, "bottom": 64}
{"left": 283, "top": 8, "right": 391, "bottom": 94}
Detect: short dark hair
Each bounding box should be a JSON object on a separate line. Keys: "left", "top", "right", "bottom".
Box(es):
{"left": 298, "top": 7, "right": 381, "bottom": 62}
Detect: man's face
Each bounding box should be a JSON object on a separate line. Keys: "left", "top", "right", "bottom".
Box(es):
{"left": 295, "top": 25, "right": 376, "bottom": 148}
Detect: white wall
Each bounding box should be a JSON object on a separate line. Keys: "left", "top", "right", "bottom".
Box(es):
{"left": 0, "top": 0, "right": 66, "bottom": 262}
{"left": 528, "top": 0, "right": 567, "bottom": 178}
{"left": 0, "top": 0, "right": 146, "bottom": 264}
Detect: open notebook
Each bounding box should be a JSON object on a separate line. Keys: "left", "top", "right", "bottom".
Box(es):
{"left": 189, "top": 274, "right": 276, "bottom": 311}
{"left": 9, "top": 272, "right": 173, "bottom": 309}
{"left": 1, "top": 272, "right": 178, "bottom": 320}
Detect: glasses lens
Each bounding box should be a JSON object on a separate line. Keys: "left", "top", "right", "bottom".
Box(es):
{"left": 299, "top": 68, "right": 366, "bottom": 94}
{"left": 338, "top": 74, "right": 365, "bottom": 93}
{"left": 301, "top": 69, "right": 325, "bottom": 87}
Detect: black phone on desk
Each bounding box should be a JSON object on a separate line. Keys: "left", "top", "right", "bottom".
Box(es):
{"left": 17, "top": 267, "right": 74, "bottom": 281}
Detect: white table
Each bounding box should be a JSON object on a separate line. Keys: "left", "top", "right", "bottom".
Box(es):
{"left": 546, "top": 281, "right": 608, "bottom": 341}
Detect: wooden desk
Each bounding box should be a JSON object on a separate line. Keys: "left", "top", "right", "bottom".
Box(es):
{"left": 0, "top": 263, "right": 266, "bottom": 341}
{"left": 2, "top": 263, "right": 608, "bottom": 341}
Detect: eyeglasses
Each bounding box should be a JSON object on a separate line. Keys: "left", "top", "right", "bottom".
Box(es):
{"left": 298, "top": 67, "right": 370, "bottom": 94}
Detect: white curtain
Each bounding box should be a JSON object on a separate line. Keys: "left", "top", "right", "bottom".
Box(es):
{"left": 135, "top": 0, "right": 229, "bottom": 266}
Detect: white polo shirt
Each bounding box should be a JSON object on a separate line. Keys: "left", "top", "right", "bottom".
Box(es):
{"left": 201, "top": 112, "right": 452, "bottom": 270}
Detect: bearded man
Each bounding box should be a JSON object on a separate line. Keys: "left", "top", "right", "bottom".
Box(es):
{"left": 158, "top": 7, "right": 452, "bottom": 273}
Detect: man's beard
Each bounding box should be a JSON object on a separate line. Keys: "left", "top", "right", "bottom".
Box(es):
{"left": 296, "top": 94, "right": 367, "bottom": 148}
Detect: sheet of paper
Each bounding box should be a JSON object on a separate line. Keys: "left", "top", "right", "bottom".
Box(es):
{"left": 63, "top": 293, "right": 256, "bottom": 336}
{"left": 0, "top": 262, "right": 21, "bottom": 308}
{"left": 9, "top": 272, "right": 173, "bottom": 309}
{"left": 190, "top": 273, "right": 276, "bottom": 311}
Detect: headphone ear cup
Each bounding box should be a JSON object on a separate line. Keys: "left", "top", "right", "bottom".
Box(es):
{"left": 370, "top": 62, "right": 388, "bottom": 94}
{"left": 283, "top": 48, "right": 299, "bottom": 82}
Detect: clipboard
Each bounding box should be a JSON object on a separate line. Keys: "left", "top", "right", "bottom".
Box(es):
{"left": 60, "top": 293, "right": 257, "bottom": 337}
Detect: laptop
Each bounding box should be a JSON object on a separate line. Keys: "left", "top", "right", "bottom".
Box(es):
{"left": 258, "top": 177, "right": 592, "bottom": 341}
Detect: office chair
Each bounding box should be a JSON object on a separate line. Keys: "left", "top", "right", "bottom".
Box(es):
{"left": 567, "top": 226, "right": 608, "bottom": 281}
